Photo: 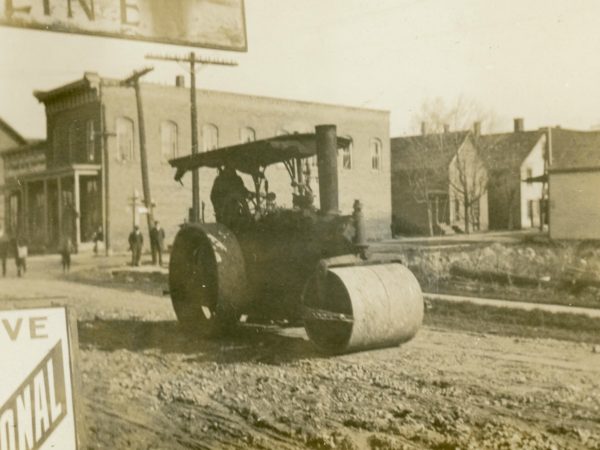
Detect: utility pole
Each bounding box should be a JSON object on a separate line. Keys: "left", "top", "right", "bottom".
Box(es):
{"left": 146, "top": 53, "right": 237, "bottom": 222}
{"left": 121, "top": 67, "right": 154, "bottom": 236}
{"left": 96, "top": 87, "right": 116, "bottom": 256}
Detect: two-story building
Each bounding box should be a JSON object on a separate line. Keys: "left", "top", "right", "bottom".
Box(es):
{"left": 391, "top": 128, "right": 488, "bottom": 236}
{"left": 480, "top": 119, "right": 547, "bottom": 230}
{"left": 6, "top": 72, "right": 392, "bottom": 251}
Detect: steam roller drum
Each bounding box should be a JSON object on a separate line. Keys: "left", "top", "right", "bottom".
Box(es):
{"left": 302, "top": 263, "right": 423, "bottom": 354}
{"left": 169, "top": 223, "right": 248, "bottom": 335}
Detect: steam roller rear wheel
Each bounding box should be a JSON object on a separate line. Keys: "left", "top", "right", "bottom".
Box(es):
{"left": 169, "top": 224, "right": 247, "bottom": 336}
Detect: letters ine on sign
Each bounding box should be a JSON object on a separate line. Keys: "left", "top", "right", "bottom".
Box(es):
{"left": 0, "top": 0, "right": 248, "bottom": 51}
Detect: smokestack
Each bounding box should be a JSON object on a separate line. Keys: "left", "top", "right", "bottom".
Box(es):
{"left": 514, "top": 118, "right": 524, "bottom": 132}
{"left": 421, "top": 122, "right": 427, "bottom": 136}
{"left": 443, "top": 124, "right": 450, "bottom": 134}
{"left": 175, "top": 75, "right": 185, "bottom": 88}
{"left": 316, "top": 124, "right": 339, "bottom": 215}
{"left": 473, "top": 121, "right": 481, "bottom": 137}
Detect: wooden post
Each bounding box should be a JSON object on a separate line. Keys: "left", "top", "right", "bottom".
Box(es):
{"left": 189, "top": 53, "right": 200, "bottom": 223}
{"left": 57, "top": 177, "right": 63, "bottom": 243}
{"left": 22, "top": 182, "right": 28, "bottom": 239}
{"left": 43, "top": 179, "right": 48, "bottom": 247}
{"left": 74, "top": 172, "right": 81, "bottom": 251}
{"left": 99, "top": 97, "right": 113, "bottom": 255}
{"left": 121, "top": 67, "right": 154, "bottom": 238}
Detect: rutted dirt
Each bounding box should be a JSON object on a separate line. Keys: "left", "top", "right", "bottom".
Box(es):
{"left": 2, "top": 256, "right": 600, "bottom": 449}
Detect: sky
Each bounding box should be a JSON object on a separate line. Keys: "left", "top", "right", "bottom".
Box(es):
{"left": 1, "top": 0, "right": 600, "bottom": 139}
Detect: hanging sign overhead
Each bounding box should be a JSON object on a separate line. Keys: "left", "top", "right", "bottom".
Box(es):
{"left": 0, "top": 306, "right": 80, "bottom": 450}
{"left": 0, "top": 0, "right": 247, "bottom": 51}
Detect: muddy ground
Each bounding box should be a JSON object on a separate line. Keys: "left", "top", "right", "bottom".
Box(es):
{"left": 1, "top": 254, "right": 600, "bottom": 449}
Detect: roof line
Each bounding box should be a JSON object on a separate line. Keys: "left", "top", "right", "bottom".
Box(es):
{"left": 0, "top": 117, "right": 27, "bottom": 146}
{"left": 38, "top": 73, "right": 389, "bottom": 114}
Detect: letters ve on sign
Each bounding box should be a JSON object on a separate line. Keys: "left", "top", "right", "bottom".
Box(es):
{"left": 0, "top": 306, "right": 80, "bottom": 450}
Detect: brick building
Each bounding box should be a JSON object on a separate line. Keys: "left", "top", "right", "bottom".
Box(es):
{"left": 4, "top": 72, "right": 391, "bottom": 251}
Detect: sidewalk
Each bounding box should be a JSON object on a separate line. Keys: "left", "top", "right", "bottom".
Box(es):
{"left": 425, "top": 292, "right": 600, "bottom": 318}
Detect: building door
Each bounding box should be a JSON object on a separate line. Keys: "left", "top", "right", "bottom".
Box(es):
{"left": 8, "top": 192, "right": 21, "bottom": 236}
{"left": 61, "top": 178, "right": 77, "bottom": 245}
{"left": 47, "top": 180, "right": 59, "bottom": 248}
{"left": 80, "top": 176, "right": 101, "bottom": 243}
{"left": 528, "top": 200, "right": 534, "bottom": 228}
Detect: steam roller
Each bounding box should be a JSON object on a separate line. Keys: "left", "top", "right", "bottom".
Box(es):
{"left": 168, "top": 124, "right": 423, "bottom": 354}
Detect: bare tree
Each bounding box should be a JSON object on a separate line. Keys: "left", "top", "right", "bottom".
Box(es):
{"left": 404, "top": 97, "right": 498, "bottom": 234}
{"left": 448, "top": 138, "right": 488, "bottom": 233}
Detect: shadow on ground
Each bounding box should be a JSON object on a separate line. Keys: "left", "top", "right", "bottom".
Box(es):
{"left": 64, "top": 268, "right": 167, "bottom": 297}
{"left": 78, "top": 319, "right": 322, "bottom": 364}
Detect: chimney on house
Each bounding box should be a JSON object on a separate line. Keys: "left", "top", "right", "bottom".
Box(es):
{"left": 443, "top": 124, "right": 450, "bottom": 134}
{"left": 473, "top": 121, "right": 481, "bottom": 137}
{"left": 421, "top": 122, "right": 427, "bottom": 136}
{"left": 175, "top": 75, "right": 185, "bottom": 88}
{"left": 514, "top": 118, "right": 524, "bottom": 132}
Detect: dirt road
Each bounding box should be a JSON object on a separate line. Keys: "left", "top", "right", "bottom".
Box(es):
{"left": 1, "top": 256, "right": 600, "bottom": 449}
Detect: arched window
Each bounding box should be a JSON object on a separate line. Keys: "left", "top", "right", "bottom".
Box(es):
{"left": 86, "top": 119, "right": 96, "bottom": 162}
{"left": 116, "top": 117, "right": 135, "bottom": 161}
{"left": 370, "top": 138, "right": 382, "bottom": 171}
{"left": 240, "top": 127, "right": 256, "bottom": 143}
{"left": 68, "top": 122, "right": 78, "bottom": 163}
{"left": 202, "top": 123, "right": 219, "bottom": 151}
{"left": 160, "top": 121, "right": 178, "bottom": 161}
{"left": 340, "top": 136, "right": 353, "bottom": 170}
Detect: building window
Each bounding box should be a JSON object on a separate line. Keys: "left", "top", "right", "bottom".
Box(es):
{"left": 116, "top": 117, "right": 135, "bottom": 161}
{"left": 370, "top": 138, "right": 382, "bottom": 171}
{"left": 68, "top": 122, "right": 78, "bottom": 163}
{"left": 202, "top": 124, "right": 219, "bottom": 151}
{"left": 454, "top": 199, "right": 461, "bottom": 220}
{"left": 340, "top": 136, "right": 353, "bottom": 170}
{"left": 160, "top": 121, "right": 178, "bottom": 161}
{"left": 86, "top": 119, "right": 96, "bottom": 162}
{"left": 240, "top": 127, "right": 256, "bottom": 143}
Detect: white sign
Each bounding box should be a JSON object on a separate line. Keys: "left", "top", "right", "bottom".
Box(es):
{"left": 0, "top": 306, "right": 79, "bottom": 450}
{"left": 0, "top": 0, "right": 247, "bottom": 51}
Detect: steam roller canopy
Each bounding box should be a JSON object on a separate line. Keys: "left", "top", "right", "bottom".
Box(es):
{"left": 303, "top": 263, "right": 423, "bottom": 354}
{"left": 168, "top": 223, "right": 248, "bottom": 334}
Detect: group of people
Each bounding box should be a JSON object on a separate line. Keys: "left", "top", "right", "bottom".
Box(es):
{"left": 0, "top": 226, "right": 28, "bottom": 277}
{"left": 128, "top": 220, "right": 165, "bottom": 267}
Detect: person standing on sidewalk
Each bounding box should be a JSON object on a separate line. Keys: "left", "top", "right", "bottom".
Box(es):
{"left": 150, "top": 221, "right": 165, "bottom": 266}
{"left": 128, "top": 225, "right": 143, "bottom": 267}
{"left": 60, "top": 237, "right": 73, "bottom": 273}
{"left": 13, "top": 234, "right": 27, "bottom": 277}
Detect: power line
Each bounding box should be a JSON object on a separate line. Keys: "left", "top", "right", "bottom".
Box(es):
{"left": 146, "top": 53, "right": 237, "bottom": 223}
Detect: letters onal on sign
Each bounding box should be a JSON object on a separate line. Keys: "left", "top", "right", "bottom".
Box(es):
{"left": 0, "top": 0, "right": 248, "bottom": 51}
{"left": 0, "top": 306, "right": 79, "bottom": 450}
